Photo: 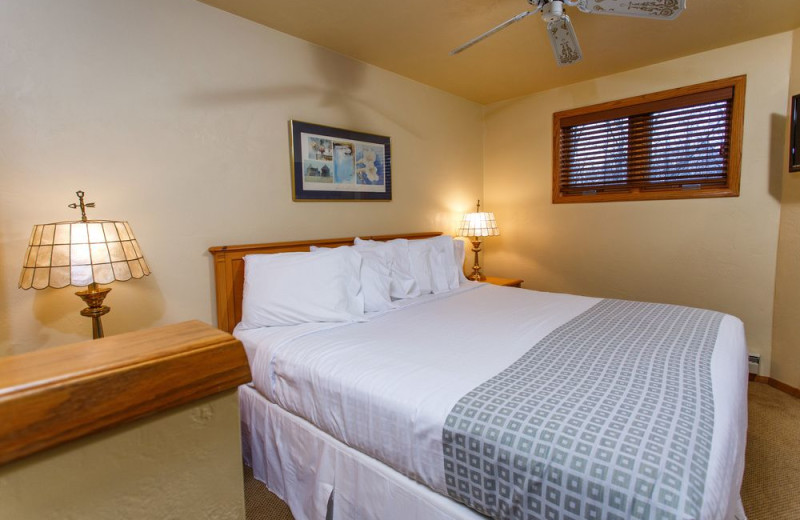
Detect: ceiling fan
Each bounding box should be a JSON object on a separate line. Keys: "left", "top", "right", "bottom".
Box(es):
{"left": 450, "top": 0, "right": 686, "bottom": 66}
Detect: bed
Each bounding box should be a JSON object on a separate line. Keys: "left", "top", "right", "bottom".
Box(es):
{"left": 209, "top": 232, "right": 748, "bottom": 520}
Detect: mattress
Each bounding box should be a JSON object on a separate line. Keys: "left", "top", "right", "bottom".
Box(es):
{"left": 236, "top": 283, "right": 748, "bottom": 519}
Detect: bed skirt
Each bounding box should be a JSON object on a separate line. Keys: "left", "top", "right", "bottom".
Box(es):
{"left": 239, "top": 384, "right": 486, "bottom": 520}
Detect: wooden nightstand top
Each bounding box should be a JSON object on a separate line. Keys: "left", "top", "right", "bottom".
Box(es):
{"left": 483, "top": 276, "right": 524, "bottom": 288}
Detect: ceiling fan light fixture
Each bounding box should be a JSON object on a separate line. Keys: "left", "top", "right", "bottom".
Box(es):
{"left": 547, "top": 13, "right": 583, "bottom": 66}
{"left": 451, "top": 0, "right": 685, "bottom": 64}
{"left": 542, "top": 0, "right": 564, "bottom": 22}
{"left": 576, "top": 0, "right": 687, "bottom": 20}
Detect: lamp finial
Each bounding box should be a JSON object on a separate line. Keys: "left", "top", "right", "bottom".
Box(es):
{"left": 476, "top": 199, "right": 481, "bottom": 212}
{"left": 68, "top": 190, "right": 95, "bottom": 222}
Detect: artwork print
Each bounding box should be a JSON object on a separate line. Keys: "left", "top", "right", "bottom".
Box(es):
{"left": 291, "top": 121, "right": 392, "bottom": 201}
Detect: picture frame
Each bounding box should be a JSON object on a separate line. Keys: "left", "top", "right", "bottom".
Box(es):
{"left": 791, "top": 94, "right": 800, "bottom": 173}
{"left": 290, "top": 120, "right": 392, "bottom": 201}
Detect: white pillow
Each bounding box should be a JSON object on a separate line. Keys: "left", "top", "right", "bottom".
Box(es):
{"left": 453, "top": 238, "right": 468, "bottom": 283}
{"left": 354, "top": 238, "right": 420, "bottom": 299}
{"left": 240, "top": 247, "right": 364, "bottom": 328}
{"left": 429, "top": 245, "right": 452, "bottom": 293}
{"left": 408, "top": 236, "right": 461, "bottom": 293}
{"left": 311, "top": 245, "right": 394, "bottom": 313}
{"left": 428, "top": 235, "right": 461, "bottom": 290}
{"left": 408, "top": 240, "right": 435, "bottom": 295}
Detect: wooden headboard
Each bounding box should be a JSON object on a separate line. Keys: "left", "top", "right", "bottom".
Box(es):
{"left": 208, "top": 232, "right": 441, "bottom": 333}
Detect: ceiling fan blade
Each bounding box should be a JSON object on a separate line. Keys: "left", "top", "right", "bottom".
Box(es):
{"left": 450, "top": 7, "right": 541, "bottom": 56}
{"left": 577, "top": 0, "right": 686, "bottom": 20}
{"left": 547, "top": 14, "right": 583, "bottom": 66}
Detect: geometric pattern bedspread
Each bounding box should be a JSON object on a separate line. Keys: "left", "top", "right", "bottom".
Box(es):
{"left": 443, "top": 299, "right": 723, "bottom": 520}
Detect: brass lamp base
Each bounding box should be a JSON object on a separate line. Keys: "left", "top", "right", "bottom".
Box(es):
{"left": 75, "top": 283, "right": 111, "bottom": 339}
{"left": 468, "top": 238, "right": 486, "bottom": 281}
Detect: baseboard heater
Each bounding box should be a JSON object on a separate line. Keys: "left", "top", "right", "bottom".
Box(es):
{"left": 748, "top": 354, "right": 760, "bottom": 376}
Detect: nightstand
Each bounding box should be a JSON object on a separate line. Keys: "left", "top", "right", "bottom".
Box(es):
{"left": 482, "top": 276, "right": 524, "bottom": 288}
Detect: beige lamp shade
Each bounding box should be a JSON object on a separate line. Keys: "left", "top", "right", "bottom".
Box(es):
{"left": 19, "top": 220, "right": 150, "bottom": 290}
{"left": 456, "top": 211, "right": 501, "bottom": 238}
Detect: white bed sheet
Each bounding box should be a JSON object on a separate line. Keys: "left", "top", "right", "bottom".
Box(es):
{"left": 236, "top": 284, "right": 748, "bottom": 520}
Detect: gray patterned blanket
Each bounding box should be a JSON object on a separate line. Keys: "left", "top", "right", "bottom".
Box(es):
{"left": 442, "top": 299, "right": 723, "bottom": 520}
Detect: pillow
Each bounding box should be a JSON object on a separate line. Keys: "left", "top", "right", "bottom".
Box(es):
{"left": 429, "top": 244, "right": 452, "bottom": 293}
{"left": 427, "top": 235, "right": 461, "bottom": 290}
{"left": 408, "top": 236, "right": 462, "bottom": 293}
{"left": 356, "top": 248, "right": 394, "bottom": 312}
{"left": 408, "top": 240, "right": 435, "bottom": 295}
{"left": 453, "top": 238, "right": 468, "bottom": 283}
{"left": 240, "top": 247, "right": 364, "bottom": 328}
{"left": 354, "top": 238, "right": 420, "bottom": 299}
{"left": 311, "top": 245, "right": 394, "bottom": 313}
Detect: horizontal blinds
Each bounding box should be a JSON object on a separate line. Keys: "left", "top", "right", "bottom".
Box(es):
{"left": 557, "top": 90, "right": 734, "bottom": 196}
{"left": 559, "top": 87, "right": 733, "bottom": 127}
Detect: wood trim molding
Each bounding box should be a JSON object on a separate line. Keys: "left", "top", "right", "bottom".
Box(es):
{"left": 0, "top": 320, "right": 251, "bottom": 466}
{"left": 766, "top": 377, "right": 800, "bottom": 399}
{"left": 208, "top": 231, "right": 442, "bottom": 333}
{"left": 749, "top": 375, "right": 800, "bottom": 399}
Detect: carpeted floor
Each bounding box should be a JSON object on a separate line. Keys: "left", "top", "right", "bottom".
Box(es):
{"left": 244, "top": 382, "right": 800, "bottom": 519}
{"left": 740, "top": 382, "right": 800, "bottom": 519}
{"left": 243, "top": 464, "right": 293, "bottom": 520}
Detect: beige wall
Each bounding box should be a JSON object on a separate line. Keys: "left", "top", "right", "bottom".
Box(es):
{"left": 483, "top": 33, "right": 792, "bottom": 376}
{"left": 0, "top": 390, "right": 244, "bottom": 520}
{"left": 2, "top": 1, "right": 795, "bottom": 380}
{"left": 772, "top": 29, "right": 800, "bottom": 388}
{"left": 0, "top": 0, "right": 484, "bottom": 355}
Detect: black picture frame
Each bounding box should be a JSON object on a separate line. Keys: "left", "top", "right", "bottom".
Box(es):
{"left": 791, "top": 94, "right": 800, "bottom": 172}
{"left": 290, "top": 120, "right": 392, "bottom": 201}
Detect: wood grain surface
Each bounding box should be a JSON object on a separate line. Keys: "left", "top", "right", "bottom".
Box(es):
{"left": 0, "top": 320, "right": 251, "bottom": 465}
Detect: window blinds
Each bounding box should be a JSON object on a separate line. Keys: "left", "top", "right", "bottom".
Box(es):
{"left": 553, "top": 77, "right": 744, "bottom": 203}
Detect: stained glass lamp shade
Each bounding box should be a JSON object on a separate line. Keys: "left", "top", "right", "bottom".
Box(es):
{"left": 19, "top": 221, "right": 149, "bottom": 290}
{"left": 19, "top": 191, "right": 150, "bottom": 339}
{"left": 456, "top": 200, "right": 500, "bottom": 281}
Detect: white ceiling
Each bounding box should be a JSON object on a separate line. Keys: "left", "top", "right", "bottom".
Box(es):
{"left": 197, "top": 0, "right": 800, "bottom": 104}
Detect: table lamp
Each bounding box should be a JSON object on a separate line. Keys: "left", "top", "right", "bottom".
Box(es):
{"left": 456, "top": 199, "right": 500, "bottom": 281}
{"left": 18, "top": 191, "right": 150, "bottom": 339}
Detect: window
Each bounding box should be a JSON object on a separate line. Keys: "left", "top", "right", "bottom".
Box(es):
{"left": 553, "top": 76, "right": 746, "bottom": 203}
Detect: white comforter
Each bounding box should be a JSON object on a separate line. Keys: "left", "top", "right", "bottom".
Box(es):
{"left": 236, "top": 283, "right": 748, "bottom": 520}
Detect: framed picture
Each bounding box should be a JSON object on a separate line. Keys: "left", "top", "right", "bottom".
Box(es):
{"left": 290, "top": 121, "right": 392, "bottom": 201}
{"left": 791, "top": 94, "right": 800, "bottom": 172}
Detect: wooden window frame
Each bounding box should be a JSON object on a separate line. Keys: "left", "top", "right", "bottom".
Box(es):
{"left": 552, "top": 76, "right": 746, "bottom": 204}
